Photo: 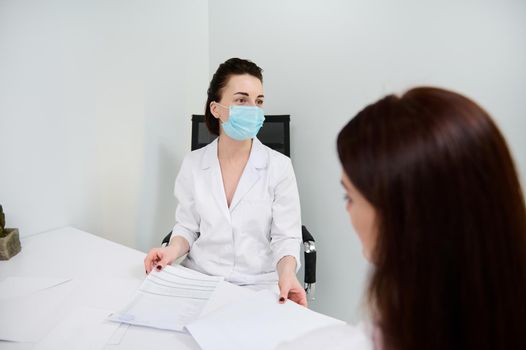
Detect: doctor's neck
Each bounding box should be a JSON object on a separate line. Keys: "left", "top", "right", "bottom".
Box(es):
{"left": 217, "top": 134, "right": 252, "bottom": 160}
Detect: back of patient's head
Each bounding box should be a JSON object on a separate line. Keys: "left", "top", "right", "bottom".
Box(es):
{"left": 337, "top": 87, "right": 526, "bottom": 350}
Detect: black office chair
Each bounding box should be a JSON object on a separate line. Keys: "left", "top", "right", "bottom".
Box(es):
{"left": 161, "top": 115, "right": 317, "bottom": 298}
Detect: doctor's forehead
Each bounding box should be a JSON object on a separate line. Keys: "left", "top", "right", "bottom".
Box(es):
{"left": 223, "top": 74, "right": 263, "bottom": 96}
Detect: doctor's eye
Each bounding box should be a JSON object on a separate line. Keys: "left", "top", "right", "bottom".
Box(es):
{"left": 256, "top": 99, "right": 264, "bottom": 106}
{"left": 235, "top": 98, "right": 247, "bottom": 104}
{"left": 343, "top": 194, "right": 352, "bottom": 204}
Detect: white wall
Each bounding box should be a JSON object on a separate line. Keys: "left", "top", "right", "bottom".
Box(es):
{"left": 0, "top": 0, "right": 209, "bottom": 251}
{"left": 208, "top": 0, "right": 526, "bottom": 322}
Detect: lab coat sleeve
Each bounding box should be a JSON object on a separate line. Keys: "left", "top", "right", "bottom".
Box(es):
{"left": 171, "top": 155, "right": 200, "bottom": 248}
{"left": 270, "top": 158, "right": 302, "bottom": 272}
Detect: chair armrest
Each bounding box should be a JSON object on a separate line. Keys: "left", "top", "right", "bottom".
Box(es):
{"left": 161, "top": 231, "right": 172, "bottom": 247}
{"left": 301, "top": 226, "right": 317, "bottom": 298}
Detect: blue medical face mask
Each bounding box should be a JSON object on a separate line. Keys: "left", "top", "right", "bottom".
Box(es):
{"left": 217, "top": 104, "right": 265, "bottom": 141}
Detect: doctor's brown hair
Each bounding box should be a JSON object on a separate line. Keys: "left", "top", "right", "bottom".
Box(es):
{"left": 205, "top": 58, "right": 263, "bottom": 135}
{"left": 337, "top": 87, "right": 526, "bottom": 350}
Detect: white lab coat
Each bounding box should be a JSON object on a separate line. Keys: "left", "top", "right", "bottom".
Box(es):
{"left": 171, "top": 137, "right": 302, "bottom": 288}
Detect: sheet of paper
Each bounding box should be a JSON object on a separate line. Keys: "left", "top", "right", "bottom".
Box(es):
{"left": 186, "top": 289, "right": 346, "bottom": 350}
{"left": 66, "top": 278, "right": 142, "bottom": 312}
{"left": 108, "top": 265, "right": 223, "bottom": 331}
{"left": 34, "top": 306, "right": 118, "bottom": 350}
{"left": 199, "top": 280, "right": 255, "bottom": 318}
{"left": 0, "top": 276, "right": 72, "bottom": 299}
{"left": 106, "top": 323, "right": 130, "bottom": 345}
{"left": 0, "top": 281, "right": 74, "bottom": 342}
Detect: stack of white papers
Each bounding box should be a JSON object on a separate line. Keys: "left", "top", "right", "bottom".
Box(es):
{"left": 108, "top": 265, "right": 223, "bottom": 331}
{"left": 107, "top": 266, "right": 347, "bottom": 348}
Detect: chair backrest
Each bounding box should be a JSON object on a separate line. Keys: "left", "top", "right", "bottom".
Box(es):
{"left": 191, "top": 115, "right": 291, "bottom": 157}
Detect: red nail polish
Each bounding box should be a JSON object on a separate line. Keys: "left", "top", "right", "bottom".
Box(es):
{"left": 279, "top": 297, "right": 285, "bottom": 302}
{"left": 156, "top": 265, "right": 162, "bottom": 270}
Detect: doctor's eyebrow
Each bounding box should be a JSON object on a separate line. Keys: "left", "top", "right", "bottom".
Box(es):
{"left": 234, "top": 92, "right": 265, "bottom": 98}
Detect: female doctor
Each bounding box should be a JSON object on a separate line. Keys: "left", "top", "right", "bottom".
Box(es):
{"left": 144, "top": 58, "right": 307, "bottom": 307}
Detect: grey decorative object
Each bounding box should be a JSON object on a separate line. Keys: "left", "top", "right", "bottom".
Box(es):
{"left": 0, "top": 205, "right": 21, "bottom": 260}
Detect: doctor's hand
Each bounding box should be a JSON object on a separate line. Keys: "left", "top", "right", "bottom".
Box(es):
{"left": 144, "top": 246, "right": 179, "bottom": 274}
{"left": 144, "top": 236, "right": 190, "bottom": 274}
{"left": 277, "top": 256, "right": 308, "bottom": 307}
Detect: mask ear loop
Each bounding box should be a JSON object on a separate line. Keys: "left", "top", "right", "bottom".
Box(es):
{"left": 211, "top": 102, "right": 230, "bottom": 122}
{"left": 215, "top": 102, "right": 229, "bottom": 109}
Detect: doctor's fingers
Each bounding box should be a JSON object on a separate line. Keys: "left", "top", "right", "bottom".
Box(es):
{"left": 289, "top": 289, "right": 308, "bottom": 307}
{"left": 279, "top": 280, "right": 308, "bottom": 307}
{"left": 278, "top": 283, "right": 293, "bottom": 304}
{"left": 153, "top": 250, "right": 176, "bottom": 271}
{"left": 154, "top": 257, "right": 169, "bottom": 271}
{"left": 282, "top": 287, "right": 308, "bottom": 307}
{"left": 144, "top": 248, "right": 164, "bottom": 273}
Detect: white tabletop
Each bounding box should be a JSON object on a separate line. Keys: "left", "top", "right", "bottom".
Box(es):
{"left": 0, "top": 227, "right": 202, "bottom": 349}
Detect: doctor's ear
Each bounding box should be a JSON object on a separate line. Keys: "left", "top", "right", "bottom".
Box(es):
{"left": 210, "top": 102, "right": 221, "bottom": 120}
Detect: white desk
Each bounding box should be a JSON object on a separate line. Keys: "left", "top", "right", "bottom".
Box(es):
{"left": 0, "top": 227, "right": 206, "bottom": 349}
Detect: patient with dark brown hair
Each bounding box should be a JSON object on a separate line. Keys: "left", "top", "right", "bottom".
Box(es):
{"left": 279, "top": 87, "right": 526, "bottom": 350}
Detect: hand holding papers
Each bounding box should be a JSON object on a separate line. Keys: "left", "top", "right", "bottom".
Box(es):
{"left": 109, "top": 264, "right": 223, "bottom": 331}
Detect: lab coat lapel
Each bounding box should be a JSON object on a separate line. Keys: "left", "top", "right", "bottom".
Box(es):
{"left": 229, "top": 138, "right": 268, "bottom": 213}
{"left": 201, "top": 139, "right": 231, "bottom": 221}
